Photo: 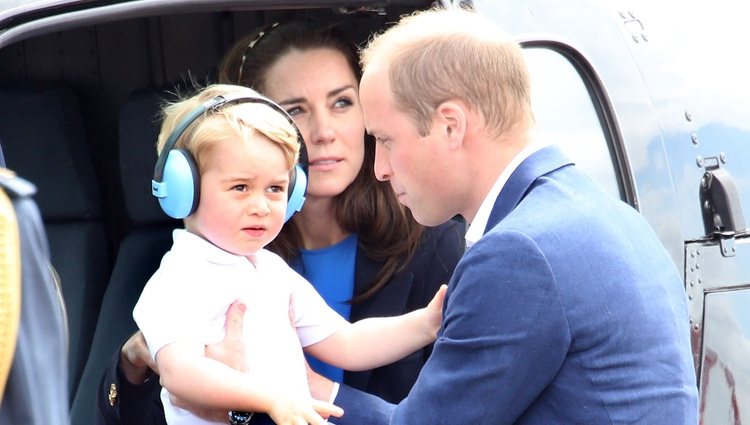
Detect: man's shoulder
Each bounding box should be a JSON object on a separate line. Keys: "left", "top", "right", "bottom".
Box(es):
{"left": 462, "top": 227, "right": 550, "bottom": 273}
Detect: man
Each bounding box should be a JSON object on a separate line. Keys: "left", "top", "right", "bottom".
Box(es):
{"left": 330, "top": 6, "right": 698, "bottom": 424}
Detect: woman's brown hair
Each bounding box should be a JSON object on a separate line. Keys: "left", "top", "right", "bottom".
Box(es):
{"left": 218, "top": 20, "right": 424, "bottom": 302}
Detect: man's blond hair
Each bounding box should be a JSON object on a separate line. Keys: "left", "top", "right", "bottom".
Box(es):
{"left": 360, "top": 7, "right": 532, "bottom": 137}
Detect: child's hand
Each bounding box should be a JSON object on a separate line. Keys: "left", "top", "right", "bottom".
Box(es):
{"left": 268, "top": 395, "right": 343, "bottom": 425}
{"left": 312, "top": 398, "right": 344, "bottom": 421}
{"left": 425, "top": 284, "right": 448, "bottom": 338}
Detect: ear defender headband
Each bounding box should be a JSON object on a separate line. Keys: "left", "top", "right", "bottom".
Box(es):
{"left": 151, "top": 92, "right": 307, "bottom": 221}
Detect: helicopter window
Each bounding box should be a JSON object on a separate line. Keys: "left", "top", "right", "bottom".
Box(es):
{"left": 524, "top": 48, "right": 621, "bottom": 201}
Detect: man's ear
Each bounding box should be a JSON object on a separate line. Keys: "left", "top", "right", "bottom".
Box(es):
{"left": 435, "top": 101, "right": 467, "bottom": 150}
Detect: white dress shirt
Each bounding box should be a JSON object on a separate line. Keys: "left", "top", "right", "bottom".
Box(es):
{"left": 465, "top": 140, "right": 545, "bottom": 248}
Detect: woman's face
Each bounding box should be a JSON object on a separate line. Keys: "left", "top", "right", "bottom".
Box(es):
{"left": 262, "top": 47, "right": 365, "bottom": 201}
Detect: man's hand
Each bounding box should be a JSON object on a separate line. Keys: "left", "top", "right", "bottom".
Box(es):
{"left": 120, "top": 331, "right": 157, "bottom": 384}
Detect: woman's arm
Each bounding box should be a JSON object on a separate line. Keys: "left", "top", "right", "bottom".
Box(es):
{"left": 96, "top": 333, "right": 164, "bottom": 425}
{"left": 97, "top": 300, "right": 250, "bottom": 425}
{"left": 305, "top": 285, "right": 446, "bottom": 371}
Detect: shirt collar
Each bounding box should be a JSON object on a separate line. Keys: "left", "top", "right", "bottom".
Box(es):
{"left": 172, "top": 229, "right": 257, "bottom": 266}
{"left": 465, "top": 139, "right": 545, "bottom": 248}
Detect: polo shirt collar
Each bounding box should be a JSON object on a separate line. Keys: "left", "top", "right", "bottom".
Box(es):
{"left": 171, "top": 229, "right": 256, "bottom": 267}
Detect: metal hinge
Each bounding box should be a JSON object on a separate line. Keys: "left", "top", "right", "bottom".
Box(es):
{"left": 699, "top": 156, "right": 747, "bottom": 257}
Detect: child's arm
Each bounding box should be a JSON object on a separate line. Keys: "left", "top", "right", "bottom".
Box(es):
{"left": 156, "top": 342, "right": 342, "bottom": 425}
{"left": 305, "top": 284, "right": 447, "bottom": 371}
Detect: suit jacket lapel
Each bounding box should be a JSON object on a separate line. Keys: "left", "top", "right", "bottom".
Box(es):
{"left": 349, "top": 249, "right": 414, "bottom": 321}
{"left": 349, "top": 250, "right": 381, "bottom": 322}
{"left": 486, "top": 145, "right": 572, "bottom": 233}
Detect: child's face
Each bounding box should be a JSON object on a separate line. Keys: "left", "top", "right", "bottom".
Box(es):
{"left": 185, "top": 134, "right": 289, "bottom": 256}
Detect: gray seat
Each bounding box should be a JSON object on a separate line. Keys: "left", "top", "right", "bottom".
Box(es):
{"left": 71, "top": 87, "right": 179, "bottom": 425}
{"left": 0, "top": 86, "right": 111, "bottom": 402}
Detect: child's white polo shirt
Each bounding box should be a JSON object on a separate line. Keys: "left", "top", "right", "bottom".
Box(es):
{"left": 133, "top": 229, "right": 348, "bottom": 425}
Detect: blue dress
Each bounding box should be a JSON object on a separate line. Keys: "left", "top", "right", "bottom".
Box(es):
{"left": 292, "top": 234, "right": 358, "bottom": 383}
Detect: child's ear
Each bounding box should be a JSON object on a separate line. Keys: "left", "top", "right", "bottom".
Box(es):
{"left": 435, "top": 101, "right": 466, "bottom": 150}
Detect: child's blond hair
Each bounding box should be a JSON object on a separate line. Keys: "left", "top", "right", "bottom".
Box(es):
{"left": 156, "top": 84, "right": 300, "bottom": 174}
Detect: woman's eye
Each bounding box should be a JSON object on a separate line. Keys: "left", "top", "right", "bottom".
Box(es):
{"left": 334, "top": 97, "right": 353, "bottom": 109}
{"left": 286, "top": 106, "right": 303, "bottom": 116}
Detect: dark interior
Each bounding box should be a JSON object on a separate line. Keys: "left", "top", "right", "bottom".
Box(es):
{"left": 0, "top": 5, "right": 419, "bottom": 247}
{"left": 0, "top": 3, "right": 432, "bottom": 423}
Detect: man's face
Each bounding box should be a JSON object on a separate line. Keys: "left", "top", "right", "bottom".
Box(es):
{"left": 360, "top": 64, "right": 454, "bottom": 226}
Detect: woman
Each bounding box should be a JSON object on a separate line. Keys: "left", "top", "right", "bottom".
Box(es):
{"left": 97, "top": 20, "right": 464, "bottom": 425}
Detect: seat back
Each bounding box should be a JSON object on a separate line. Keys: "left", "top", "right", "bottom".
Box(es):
{"left": 0, "top": 86, "right": 111, "bottom": 401}
{"left": 71, "top": 87, "right": 179, "bottom": 425}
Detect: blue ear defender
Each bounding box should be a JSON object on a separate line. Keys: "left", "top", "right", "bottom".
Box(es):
{"left": 151, "top": 92, "right": 307, "bottom": 221}
{"left": 154, "top": 149, "right": 200, "bottom": 219}
{"left": 285, "top": 163, "right": 307, "bottom": 222}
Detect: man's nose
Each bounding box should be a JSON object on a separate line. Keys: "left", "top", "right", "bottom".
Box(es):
{"left": 373, "top": 142, "right": 392, "bottom": 182}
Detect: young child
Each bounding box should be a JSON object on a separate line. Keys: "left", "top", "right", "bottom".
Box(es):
{"left": 133, "top": 84, "right": 445, "bottom": 425}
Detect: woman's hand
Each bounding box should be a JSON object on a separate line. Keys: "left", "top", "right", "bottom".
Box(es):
{"left": 167, "top": 300, "right": 249, "bottom": 423}
{"left": 205, "top": 300, "right": 248, "bottom": 373}
{"left": 120, "top": 331, "right": 157, "bottom": 384}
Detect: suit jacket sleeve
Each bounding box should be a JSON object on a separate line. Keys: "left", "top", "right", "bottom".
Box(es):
{"left": 398, "top": 230, "right": 570, "bottom": 424}
{"left": 96, "top": 345, "right": 165, "bottom": 425}
{"left": 333, "top": 384, "right": 395, "bottom": 425}
{"left": 335, "top": 230, "right": 571, "bottom": 425}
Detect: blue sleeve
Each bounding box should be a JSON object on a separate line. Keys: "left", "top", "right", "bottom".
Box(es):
{"left": 95, "top": 344, "right": 164, "bottom": 425}
{"left": 391, "top": 230, "right": 571, "bottom": 424}
{"left": 333, "top": 384, "right": 395, "bottom": 425}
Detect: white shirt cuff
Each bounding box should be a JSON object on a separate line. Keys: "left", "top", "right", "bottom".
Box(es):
{"left": 329, "top": 382, "right": 340, "bottom": 404}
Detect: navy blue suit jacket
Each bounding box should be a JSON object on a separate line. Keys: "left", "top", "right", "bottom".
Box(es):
{"left": 95, "top": 220, "right": 464, "bottom": 425}
{"left": 334, "top": 146, "right": 698, "bottom": 424}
